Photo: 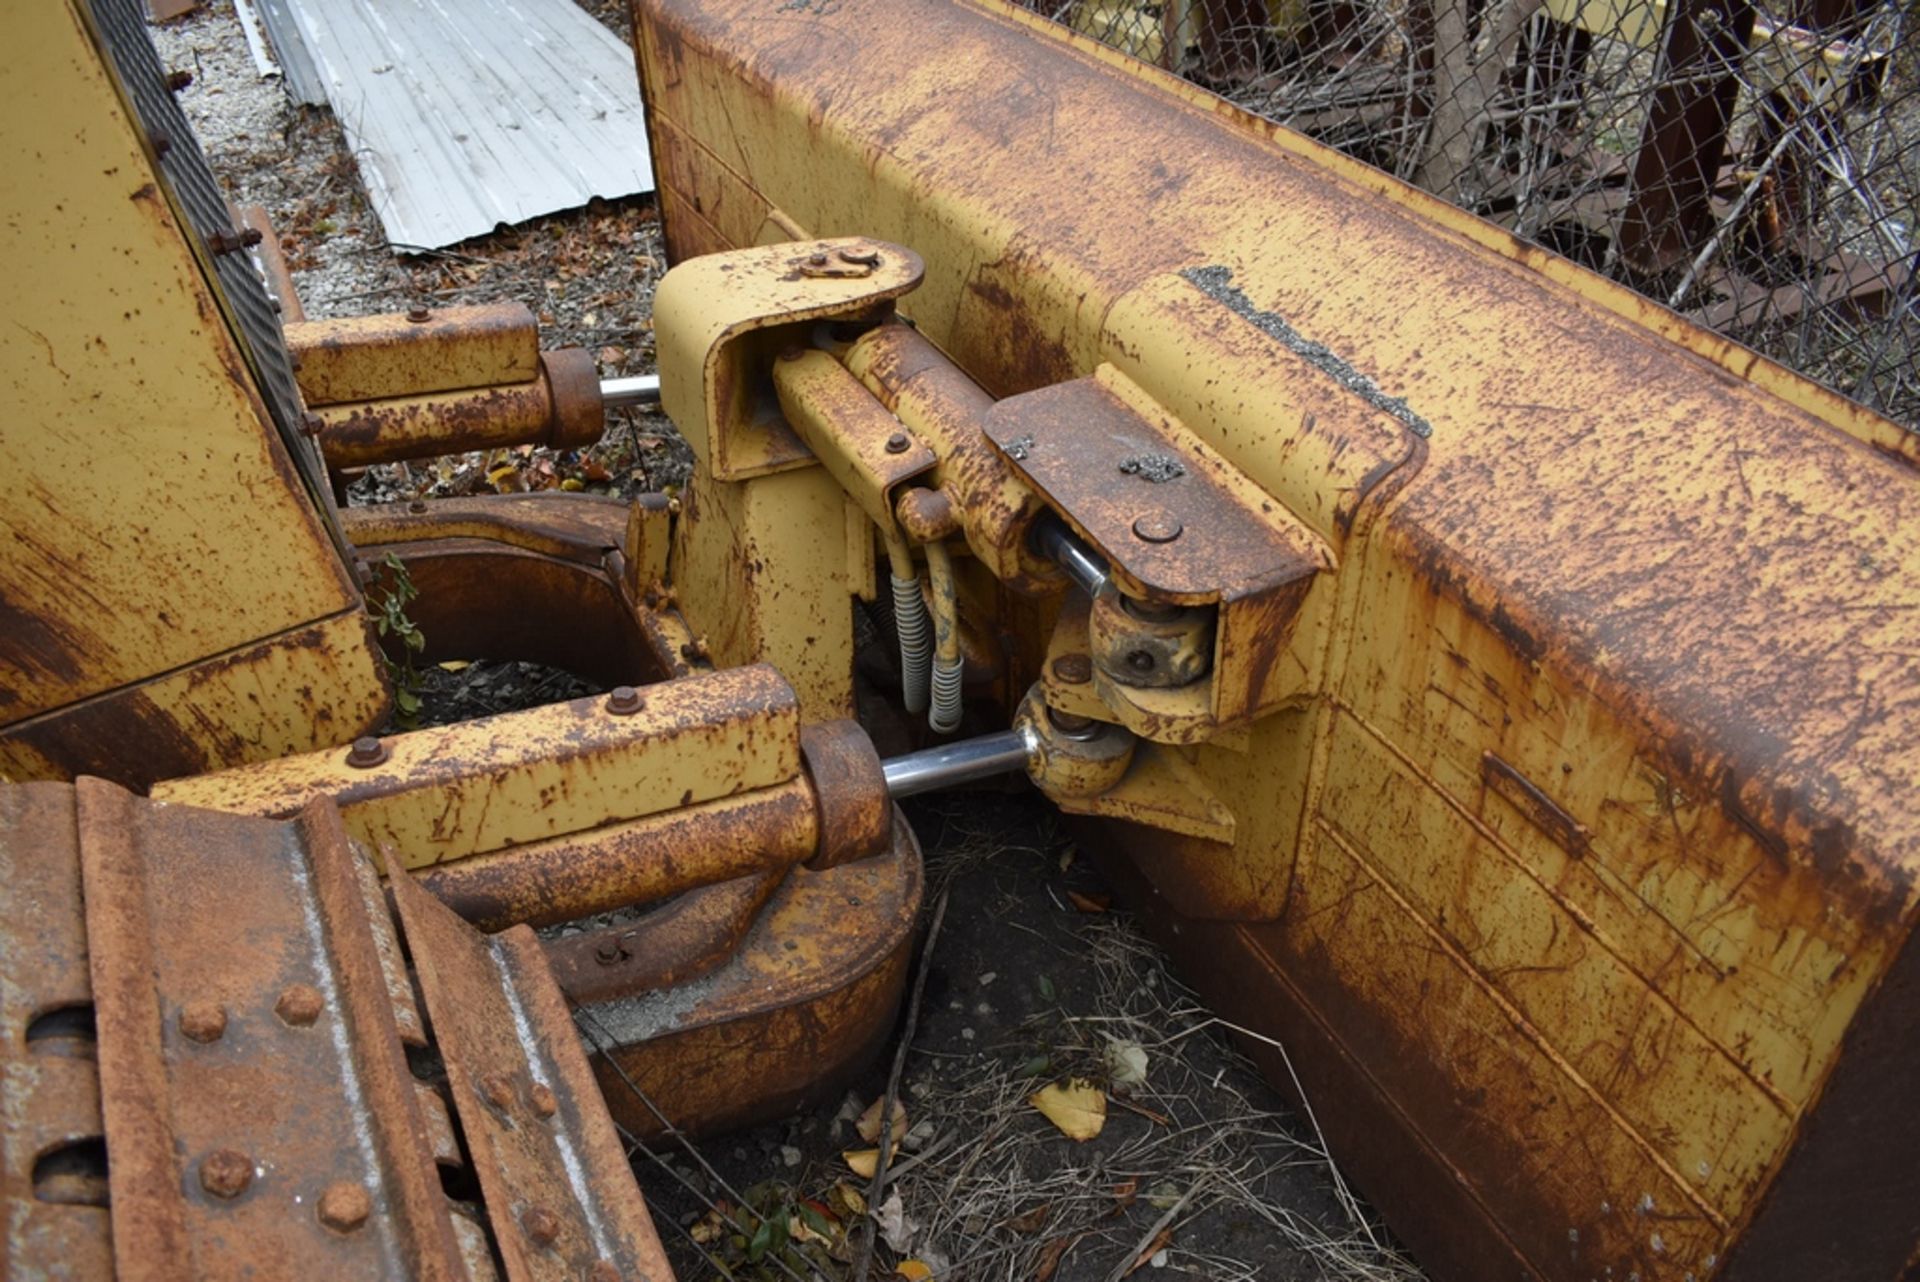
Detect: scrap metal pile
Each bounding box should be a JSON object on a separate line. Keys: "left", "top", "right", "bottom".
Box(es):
{"left": 2, "top": 1, "right": 1916, "bottom": 1280}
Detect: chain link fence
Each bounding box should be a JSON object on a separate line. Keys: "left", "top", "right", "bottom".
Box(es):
{"left": 1027, "top": 0, "right": 1920, "bottom": 427}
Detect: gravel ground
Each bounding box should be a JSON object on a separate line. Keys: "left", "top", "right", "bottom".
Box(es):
{"left": 151, "top": 4, "right": 1422, "bottom": 1278}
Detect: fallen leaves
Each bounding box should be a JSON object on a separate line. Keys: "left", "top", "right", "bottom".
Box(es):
{"left": 1029, "top": 1079, "right": 1106, "bottom": 1142}
{"left": 857, "top": 1096, "right": 909, "bottom": 1146}
{"left": 1104, "top": 1038, "right": 1149, "bottom": 1088}
{"left": 842, "top": 1148, "right": 880, "bottom": 1179}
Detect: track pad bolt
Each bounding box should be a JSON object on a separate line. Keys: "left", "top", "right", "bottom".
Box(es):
{"left": 179, "top": 1000, "right": 227, "bottom": 1043}
{"left": 275, "top": 983, "right": 324, "bottom": 1027}
{"left": 199, "top": 1149, "right": 254, "bottom": 1199}
{"left": 522, "top": 1205, "right": 561, "bottom": 1248}
{"left": 605, "top": 686, "right": 644, "bottom": 716}
{"left": 318, "top": 1180, "right": 372, "bottom": 1232}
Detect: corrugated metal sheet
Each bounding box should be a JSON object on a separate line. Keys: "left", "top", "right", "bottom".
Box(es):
{"left": 268, "top": 0, "right": 654, "bottom": 249}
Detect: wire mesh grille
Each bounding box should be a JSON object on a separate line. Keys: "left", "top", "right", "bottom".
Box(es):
{"left": 1023, "top": 0, "right": 1920, "bottom": 427}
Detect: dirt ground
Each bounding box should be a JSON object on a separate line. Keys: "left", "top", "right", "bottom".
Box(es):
{"left": 154, "top": 3, "right": 1423, "bottom": 1278}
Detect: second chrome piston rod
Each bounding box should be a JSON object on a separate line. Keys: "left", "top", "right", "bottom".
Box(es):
{"left": 882, "top": 727, "right": 1037, "bottom": 798}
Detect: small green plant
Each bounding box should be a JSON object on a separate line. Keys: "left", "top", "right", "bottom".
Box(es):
{"left": 369, "top": 553, "right": 427, "bottom": 726}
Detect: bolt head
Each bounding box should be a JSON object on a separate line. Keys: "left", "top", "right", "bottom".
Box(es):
{"left": 1049, "top": 654, "right": 1092, "bottom": 685}
{"left": 275, "top": 983, "right": 324, "bottom": 1027}
{"left": 1131, "top": 512, "right": 1183, "bottom": 543}
{"left": 593, "top": 938, "right": 628, "bottom": 966}
{"left": 165, "top": 69, "right": 194, "bottom": 92}
{"left": 480, "top": 1074, "right": 516, "bottom": 1112}
{"left": 527, "top": 1082, "right": 559, "bottom": 1119}
{"left": 406, "top": 306, "right": 431, "bottom": 323}
{"left": 302, "top": 413, "right": 325, "bottom": 437}
{"left": 522, "top": 1205, "right": 562, "bottom": 1248}
{"left": 346, "top": 737, "right": 388, "bottom": 769}
{"left": 805, "top": 252, "right": 830, "bottom": 268}
{"left": 199, "top": 1149, "right": 254, "bottom": 1199}
{"left": 318, "top": 1180, "right": 372, "bottom": 1232}
{"left": 884, "top": 432, "right": 911, "bottom": 454}
{"left": 407, "top": 498, "right": 428, "bottom": 514}
{"left": 836, "top": 246, "right": 881, "bottom": 267}
{"left": 605, "top": 686, "right": 644, "bottom": 716}
{"left": 179, "top": 1000, "right": 228, "bottom": 1044}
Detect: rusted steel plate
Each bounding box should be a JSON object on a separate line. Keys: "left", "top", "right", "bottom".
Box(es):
{"left": 74, "top": 778, "right": 465, "bottom": 1281}
{"left": 0, "top": 783, "right": 113, "bottom": 1280}
{"left": 286, "top": 304, "right": 540, "bottom": 407}
{"left": 390, "top": 871, "right": 673, "bottom": 1282}
{"left": 984, "top": 367, "right": 1330, "bottom": 605}
{"left": 154, "top": 663, "right": 802, "bottom": 870}
{"left": 577, "top": 814, "right": 922, "bottom": 1139}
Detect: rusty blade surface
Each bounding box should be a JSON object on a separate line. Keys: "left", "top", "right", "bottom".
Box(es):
{"left": 0, "top": 783, "right": 113, "bottom": 1281}
{"left": 74, "top": 778, "right": 465, "bottom": 1282}
{"left": 391, "top": 870, "right": 673, "bottom": 1282}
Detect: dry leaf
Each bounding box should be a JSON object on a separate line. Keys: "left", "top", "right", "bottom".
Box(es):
{"left": 856, "top": 1097, "right": 909, "bottom": 1145}
{"left": 832, "top": 1181, "right": 867, "bottom": 1216}
{"left": 895, "top": 1264, "right": 933, "bottom": 1281}
{"left": 1122, "top": 1226, "right": 1176, "bottom": 1278}
{"left": 874, "top": 1189, "right": 918, "bottom": 1254}
{"left": 1005, "top": 1203, "right": 1050, "bottom": 1234}
{"left": 1104, "top": 1038, "right": 1149, "bottom": 1088}
{"left": 1112, "top": 1178, "right": 1139, "bottom": 1210}
{"left": 843, "top": 1148, "right": 880, "bottom": 1179}
{"left": 1066, "top": 890, "right": 1110, "bottom": 914}
{"left": 1033, "top": 1233, "right": 1081, "bottom": 1282}
{"left": 1029, "top": 1079, "right": 1106, "bottom": 1142}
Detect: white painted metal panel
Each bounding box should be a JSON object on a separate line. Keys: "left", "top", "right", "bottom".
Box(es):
{"left": 278, "top": 0, "right": 654, "bottom": 249}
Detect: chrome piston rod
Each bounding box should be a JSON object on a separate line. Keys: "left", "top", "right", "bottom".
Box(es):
{"left": 599, "top": 374, "right": 661, "bottom": 410}
{"left": 1030, "top": 512, "right": 1110, "bottom": 598}
{"left": 883, "top": 726, "right": 1037, "bottom": 798}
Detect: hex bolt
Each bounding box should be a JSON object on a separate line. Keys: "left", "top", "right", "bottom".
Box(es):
{"left": 605, "top": 686, "right": 644, "bottom": 716}
{"left": 1049, "top": 654, "right": 1092, "bottom": 686}
{"left": 199, "top": 1149, "right": 254, "bottom": 1199}
{"left": 317, "top": 1180, "right": 372, "bottom": 1232}
{"left": 594, "top": 937, "right": 629, "bottom": 966}
{"left": 522, "top": 1205, "right": 561, "bottom": 1249}
{"left": 302, "top": 413, "right": 325, "bottom": 437}
{"left": 179, "top": 1000, "right": 228, "bottom": 1044}
{"left": 407, "top": 498, "right": 428, "bottom": 515}
{"left": 527, "top": 1082, "right": 559, "bottom": 1120}
{"left": 275, "top": 983, "right": 324, "bottom": 1027}
{"left": 480, "top": 1074, "right": 516, "bottom": 1113}
{"left": 165, "top": 69, "right": 194, "bottom": 92}
{"left": 406, "top": 306, "right": 431, "bottom": 323}
{"left": 1131, "top": 512, "right": 1183, "bottom": 543}
{"left": 345, "top": 737, "right": 389, "bottom": 769}
{"left": 206, "top": 227, "right": 264, "bottom": 256}
{"left": 836, "top": 247, "right": 881, "bottom": 267}
{"left": 680, "top": 636, "right": 710, "bottom": 663}
{"left": 805, "top": 252, "right": 830, "bottom": 268}
{"left": 884, "top": 432, "right": 911, "bottom": 454}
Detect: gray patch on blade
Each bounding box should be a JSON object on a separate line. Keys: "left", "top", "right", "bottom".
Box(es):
{"left": 1118, "top": 454, "right": 1187, "bottom": 482}
{"left": 1181, "top": 265, "right": 1433, "bottom": 439}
